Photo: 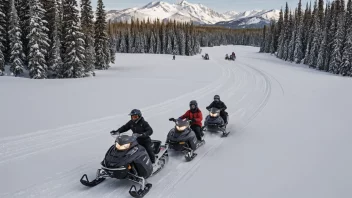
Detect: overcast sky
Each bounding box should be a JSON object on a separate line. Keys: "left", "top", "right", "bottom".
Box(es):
{"left": 91, "top": 0, "right": 312, "bottom": 12}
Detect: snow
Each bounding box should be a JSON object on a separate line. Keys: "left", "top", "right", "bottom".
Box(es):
{"left": 1, "top": 45, "right": 352, "bottom": 198}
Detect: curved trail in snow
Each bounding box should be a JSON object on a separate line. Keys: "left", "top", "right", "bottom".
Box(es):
{"left": 1, "top": 47, "right": 278, "bottom": 198}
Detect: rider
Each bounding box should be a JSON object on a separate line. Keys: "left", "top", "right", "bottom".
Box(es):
{"left": 110, "top": 109, "right": 156, "bottom": 164}
{"left": 171, "top": 100, "right": 204, "bottom": 142}
{"left": 206, "top": 95, "right": 228, "bottom": 125}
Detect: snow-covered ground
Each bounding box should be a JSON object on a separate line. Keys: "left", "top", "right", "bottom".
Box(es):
{"left": 1, "top": 45, "right": 352, "bottom": 198}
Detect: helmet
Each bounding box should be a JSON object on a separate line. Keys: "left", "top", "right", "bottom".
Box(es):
{"left": 189, "top": 100, "right": 198, "bottom": 110}
{"left": 129, "top": 109, "right": 142, "bottom": 122}
{"left": 214, "top": 95, "right": 220, "bottom": 102}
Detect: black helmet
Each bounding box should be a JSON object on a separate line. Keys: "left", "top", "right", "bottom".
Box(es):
{"left": 129, "top": 109, "right": 142, "bottom": 122}
{"left": 189, "top": 100, "right": 198, "bottom": 111}
{"left": 214, "top": 95, "right": 220, "bottom": 101}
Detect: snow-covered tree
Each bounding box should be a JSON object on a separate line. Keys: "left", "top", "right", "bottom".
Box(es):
{"left": 0, "top": 44, "right": 4, "bottom": 75}
{"left": 0, "top": 0, "right": 7, "bottom": 58}
{"left": 61, "top": 0, "right": 85, "bottom": 78}
{"left": 81, "top": 0, "right": 95, "bottom": 75}
{"left": 27, "top": 0, "right": 50, "bottom": 79}
{"left": 260, "top": 25, "right": 267, "bottom": 52}
{"left": 9, "top": 0, "right": 25, "bottom": 76}
{"left": 94, "top": 0, "right": 109, "bottom": 70}
{"left": 308, "top": 1, "right": 321, "bottom": 68}
{"left": 329, "top": 1, "right": 345, "bottom": 74}
{"left": 341, "top": 0, "right": 352, "bottom": 76}
{"left": 48, "top": 0, "right": 62, "bottom": 76}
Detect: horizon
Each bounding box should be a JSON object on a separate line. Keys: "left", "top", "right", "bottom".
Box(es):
{"left": 91, "top": 0, "right": 312, "bottom": 13}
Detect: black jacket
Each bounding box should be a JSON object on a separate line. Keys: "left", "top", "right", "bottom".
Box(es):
{"left": 206, "top": 101, "right": 227, "bottom": 111}
{"left": 116, "top": 117, "right": 153, "bottom": 141}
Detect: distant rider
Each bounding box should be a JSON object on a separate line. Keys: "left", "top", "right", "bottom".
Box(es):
{"left": 110, "top": 109, "right": 156, "bottom": 164}
{"left": 206, "top": 95, "right": 228, "bottom": 125}
{"left": 170, "top": 100, "right": 204, "bottom": 142}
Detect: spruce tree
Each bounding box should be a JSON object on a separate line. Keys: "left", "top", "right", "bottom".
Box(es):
{"left": 308, "top": 1, "right": 321, "bottom": 68}
{"left": 61, "top": 0, "right": 85, "bottom": 78}
{"left": 260, "top": 25, "right": 266, "bottom": 52}
{"left": 341, "top": 0, "right": 352, "bottom": 76}
{"left": 0, "top": 0, "right": 7, "bottom": 58}
{"left": 9, "top": 0, "right": 25, "bottom": 76}
{"left": 48, "top": 0, "right": 62, "bottom": 77}
{"left": 329, "top": 0, "right": 345, "bottom": 74}
{"left": 94, "top": 0, "right": 109, "bottom": 69}
{"left": 81, "top": 0, "right": 95, "bottom": 75}
{"left": 0, "top": 43, "right": 4, "bottom": 75}
{"left": 27, "top": 0, "right": 50, "bottom": 79}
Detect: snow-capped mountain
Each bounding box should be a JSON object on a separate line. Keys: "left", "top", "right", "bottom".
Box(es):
{"left": 106, "top": 0, "right": 280, "bottom": 28}
{"left": 216, "top": 9, "right": 280, "bottom": 29}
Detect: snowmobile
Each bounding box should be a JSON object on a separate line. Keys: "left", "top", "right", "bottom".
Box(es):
{"left": 80, "top": 133, "right": 169, "bottom": 198}
{"left": 202, "top": 54, "right": 209, "bottom": 60}
{"left": 202, "top": 107, "right": 230, "bottom": 137}
{"left": 166, "top": 118, "right": 205, "bottom": 161}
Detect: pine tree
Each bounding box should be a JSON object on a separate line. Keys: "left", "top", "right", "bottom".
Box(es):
{"left": 260, "top": 25, "right": 266, "bottom": 52}
{"left": 317, "top": 3, "right": 330, "bottom": 70}
{"left": 0, "top": 0, "right": 7, "bottom": 58}
{"left": 94, "top": 0, "right": 109, "bottom": 70}
{"left": 341, "top": 0, "right": 352, "bottom": 76}
{"left": 287, "top": 12, "right": 296, "bottom": 62}
{"left": 16, "top": 0, "right": 30, "bottom": 65}
{"left": 61, "top": 0, "right": 85, "bottom": 78}
{"left": 48, "top": 0, "right": 62, "bottom": 77}
{"left": 329, "top": 0, "right": 345, "bottom": 74}
{"left": 274, "top": 8, "right": 284, "bottom": 53}
{"left": 41, "top": 0, "right": 56, "bottom": 62}
{"left": 81, "top": 0, "right": 95, "bottom": 75}
{"left": 27, "top": 0, "right": 50, "bottom": 79}
{"left": 308, "top": 1, "right": 321, "bottom": 68}
{"left": 0, "top": 43, "right": 4, "bottom": 75}
{"left": 9, "top": 0, "right": 25, "bottom": 76}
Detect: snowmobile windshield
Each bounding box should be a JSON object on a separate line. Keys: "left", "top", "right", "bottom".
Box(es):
{"left": 209, "top": 108, "right": 220, "bottom": 117}
{"left": 115, "top": 135, "right": 135, "bottom": 150}
{"left": 175, "top": 119, "right": 190, "bottom": 132}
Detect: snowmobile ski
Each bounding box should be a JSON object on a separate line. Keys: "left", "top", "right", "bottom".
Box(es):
{"left": 80, "top": 173, "right": 105, "bottom": 187}
{"left": 129, "top": 183, "right": 152, "bottom": 198}
{"left": 222, "top": 131, "right": 230, "bottom": 137}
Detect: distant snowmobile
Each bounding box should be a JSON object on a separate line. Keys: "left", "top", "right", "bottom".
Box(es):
{"left": 202, "top": 107, "right": 230, "bottom": 137}
{"left": 166, "top": 118, "right": 205, "bottom": 161}
{"left": 80, "top": 133, "right": 169, "bottom": 198}
{"left": 202, "top": 53, "right": 209, "bottom": 60}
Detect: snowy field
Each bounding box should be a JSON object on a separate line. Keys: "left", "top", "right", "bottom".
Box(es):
{"left": 1, "top": 45, "right": 351, "bottom": 198}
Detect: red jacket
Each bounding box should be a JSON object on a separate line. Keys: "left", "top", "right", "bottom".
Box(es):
{"left": 179, "top": 109, "right": 203, "bottom": 127}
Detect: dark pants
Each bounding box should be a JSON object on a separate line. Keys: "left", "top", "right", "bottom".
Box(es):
{"left": 190, "top": 125, "right": 203, "bottom": 141}
{"left": 137, "top": 139, "right": 156, "bottom": 163}
{"left": 220, "top": 111, "right": 228, "bottom": 124}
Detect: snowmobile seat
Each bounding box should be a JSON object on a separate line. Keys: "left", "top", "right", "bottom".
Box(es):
{"left": 151, "top": 140, "right": 161, "bottom": 154}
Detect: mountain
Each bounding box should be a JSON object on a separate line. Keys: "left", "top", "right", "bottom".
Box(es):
{"left": 105, "top": 0, "right": 280, "bottom": 28}
{"left": 216, "top": 9, "right": 281, "bottom": 29}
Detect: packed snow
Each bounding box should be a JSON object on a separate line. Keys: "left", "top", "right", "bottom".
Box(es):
{"left": 1, "top": 45, "right": 352, "bottom": 198}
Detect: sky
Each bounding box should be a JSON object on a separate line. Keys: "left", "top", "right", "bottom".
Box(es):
{"left": 91, "top": 0, "right": 312, "bottom": 13}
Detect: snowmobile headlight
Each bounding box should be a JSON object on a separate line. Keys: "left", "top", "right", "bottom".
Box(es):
{"left": 116, "top": 142, "right": 131, "bottom": 150}
{"left": 176, "top": 125, "right": 187, "bottom": 131}
{"left": 210, "top": 112, "right": 218, "bottom": 117}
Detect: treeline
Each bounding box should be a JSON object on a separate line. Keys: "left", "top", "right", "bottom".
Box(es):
{"left": 109, "top": 20, "right": 262, "bottom": 55}
{"left": 260, "top": 0, "right": 352, "bottom": 77}
{"left": 0, "top": 0, "right": 112, "bottom": 79}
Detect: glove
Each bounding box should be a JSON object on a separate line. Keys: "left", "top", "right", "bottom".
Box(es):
{"left": 169, "top": 118, "right": 176, "bottom": 122}
{"left": 110, "top": 130, "right": 119, "bottom": 135}
{"left": 191, "top": 118, "right": 196, "bottom": 123}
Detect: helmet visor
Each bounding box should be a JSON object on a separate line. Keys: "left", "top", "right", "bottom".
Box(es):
{"left": 131, "top": 115, "right": 139, "bottom": 121}
{"left": 190, "top": 104, "right": 196, "bottom": 109}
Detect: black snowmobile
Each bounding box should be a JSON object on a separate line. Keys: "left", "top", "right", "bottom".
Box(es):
{"left": 80, "top": 133, "right": 169, "bottom": 198}
{"left": 202, "top": 107, "right": 230, "bottom": 137}
{"left": 202, "top": 54, "right": 209, "bottom": 60}
{"left": 166, "top": 118, "right": 205, "bottom": 161}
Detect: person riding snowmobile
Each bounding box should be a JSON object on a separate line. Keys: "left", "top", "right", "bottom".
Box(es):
{"left": 170, "top": 100, "right": 204, "bottom": 142}
{"left": 206, "top": 95, "right": 228, "bottom": 125}
{"left": 110, "top": 109, "right": 156, "bottom": 164}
